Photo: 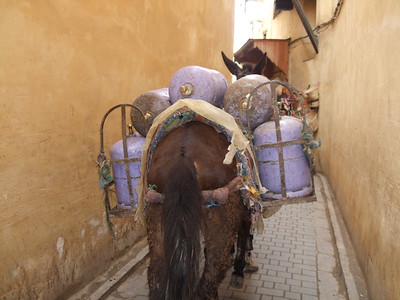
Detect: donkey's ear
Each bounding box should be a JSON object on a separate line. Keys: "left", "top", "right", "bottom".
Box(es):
{"left": 221, "top": 51, "right": 241, "bottom": 77}
{"left": 252, "top": 52, "right": 267, "bottom": 75}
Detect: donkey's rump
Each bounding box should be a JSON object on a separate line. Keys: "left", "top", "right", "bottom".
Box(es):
{"left": 147, "top": 122, "right": 236, "bottom": 192}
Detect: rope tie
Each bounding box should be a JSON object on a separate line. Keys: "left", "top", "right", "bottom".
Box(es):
{"left": 205, "top": 200, "right": 221, "bottom": 208}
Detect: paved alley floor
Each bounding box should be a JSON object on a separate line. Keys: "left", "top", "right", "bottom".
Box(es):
{"left": 72, "top": 174, "right": 369, "bottom": 300}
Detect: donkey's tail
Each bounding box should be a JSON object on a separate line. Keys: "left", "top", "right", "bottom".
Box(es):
{"left": 162, "top": 155, "right": 202, "bottom": 299}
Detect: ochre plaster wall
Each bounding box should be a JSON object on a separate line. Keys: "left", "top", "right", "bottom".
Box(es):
{"left": 0, "top": 1, "right": 234, "bottom": 299}
{"left": 269, "top": 1, "right": 400, "bottom": 299}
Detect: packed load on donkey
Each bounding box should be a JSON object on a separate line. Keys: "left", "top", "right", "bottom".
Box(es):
{"left": 98, "top": 54, "right": 319, "bottom": 299}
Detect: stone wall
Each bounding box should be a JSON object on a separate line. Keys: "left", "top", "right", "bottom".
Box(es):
{"left": 0, "top": 1, "right": 234, "bottom": 299}
{"left": 267, "top": 1, "right": 400, "bottom": 299}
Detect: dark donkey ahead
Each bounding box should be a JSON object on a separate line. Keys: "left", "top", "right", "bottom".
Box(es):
{"left": 221, "top": 51, "right": 267, "bottom": 79}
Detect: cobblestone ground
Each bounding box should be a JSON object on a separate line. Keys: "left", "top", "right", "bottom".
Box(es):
{"left": 92, "top": 175, "right": 367, "bottom": 300}
{"left": 219, "top": 201, "right": 323, "bottom": 300}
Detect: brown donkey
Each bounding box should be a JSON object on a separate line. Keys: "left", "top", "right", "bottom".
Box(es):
{"left": 145, "top": 121, "right": 249, "bottom": 300}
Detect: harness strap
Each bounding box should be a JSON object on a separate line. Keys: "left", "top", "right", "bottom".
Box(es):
{"left": 145, "top": 176, "right": 243, "bottom": 205}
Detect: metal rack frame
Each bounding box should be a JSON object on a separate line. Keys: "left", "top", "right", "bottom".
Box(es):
{"left": 247, "top": 80, "right": 317, "bottom": 206}
{"left": 98, "top": 104, "right": 146, "bottom": 218}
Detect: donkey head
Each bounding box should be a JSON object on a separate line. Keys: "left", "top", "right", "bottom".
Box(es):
{"left": 221, "top": 51, "right": 267, "bottom": 79}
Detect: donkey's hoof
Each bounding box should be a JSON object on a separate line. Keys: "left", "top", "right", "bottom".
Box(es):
{"left": 244, "top": 255, "right": 259, "bottom": 273}
{"left": 230, "top": 273, "right": 244, "bottom": 289}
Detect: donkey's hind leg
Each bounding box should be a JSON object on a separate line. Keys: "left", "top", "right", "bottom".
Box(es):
{"left": 198, "top": 198, "right": 243, "bottom": 299}
{"left": 230, "top": 216, "right": 252, "bottom": 289}
{"left": 146, "top": 203, "right": 165, "bottom": 300}
{"left": 199, "top": 233, "right": 234, "bottom": 300}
